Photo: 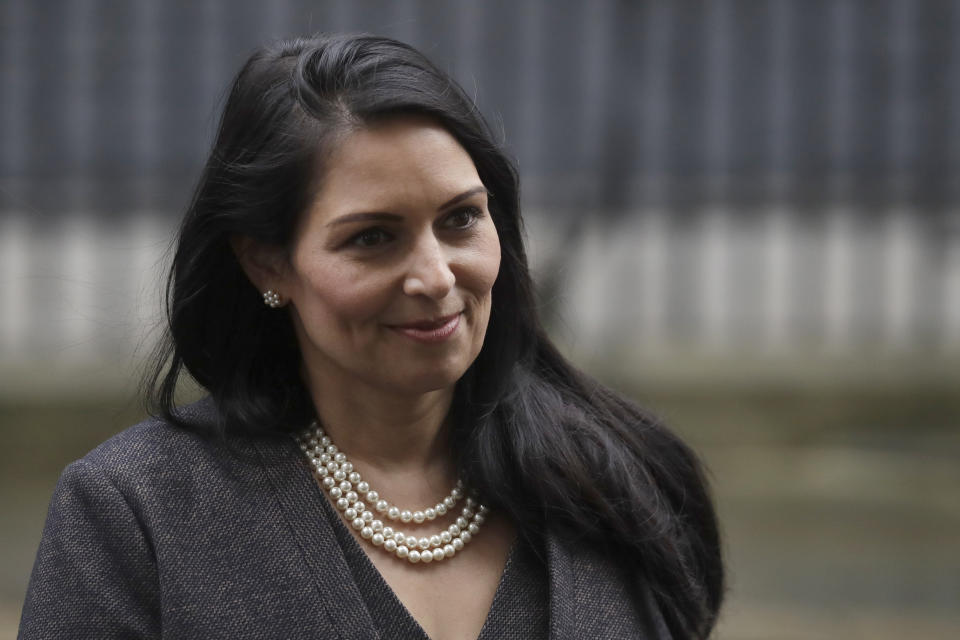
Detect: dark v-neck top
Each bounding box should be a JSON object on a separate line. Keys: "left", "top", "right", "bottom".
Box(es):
{"left": 321, "top": 493, "right": 550, "bottom": 640}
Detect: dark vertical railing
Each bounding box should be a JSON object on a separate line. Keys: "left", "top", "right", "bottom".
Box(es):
{"left": 1, "top": 0, "right": 28, "bottom": 203}
{"left": 637, "top": 1, "right": 673, "bottom": 207}
{"left": 131, "top": 0, "right": 161, "bottom": 208}
{"left": 767, "top": 0, "right": 793, "bottom": 202}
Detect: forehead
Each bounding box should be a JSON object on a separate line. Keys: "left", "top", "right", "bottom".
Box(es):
{"left": 312, "top": 116, "right": 481, "bottom": 214}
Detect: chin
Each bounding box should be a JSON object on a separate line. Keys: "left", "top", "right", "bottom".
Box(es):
{"left": 387, "top": 362, "right": 470, "bottom": 395}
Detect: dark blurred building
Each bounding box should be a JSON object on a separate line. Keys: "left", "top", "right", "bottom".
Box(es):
{"left": 2, "top": 0, "right": 958, "bottom": 218}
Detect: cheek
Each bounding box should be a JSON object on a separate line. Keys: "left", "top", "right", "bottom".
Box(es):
{"left": 470, "top": 235, "right": 499, "bottom": 347}
{"left": 290, "top": 259, "right": 392, "bottom": 325}
{"left": 474, "top": 224, "right": 502, "bottom": 296}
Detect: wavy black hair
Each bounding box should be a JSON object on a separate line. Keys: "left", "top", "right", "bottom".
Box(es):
{"left": 147, "top": 33, "right": 723, "bottom": 637}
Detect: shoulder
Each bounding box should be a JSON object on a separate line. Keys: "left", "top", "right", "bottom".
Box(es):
{"left": 47, "top": 396, "right": 302, "bottom": 557}
{"left": 88, "top": 399, "right": 211, "bottom": 456}
{"left": 75, "top": 398, "right": 214, "bottom": 478}
{"left": 62, "top": 397, "right": 263, "bottom": 511}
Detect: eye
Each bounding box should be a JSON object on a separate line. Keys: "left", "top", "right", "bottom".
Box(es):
{"left": 348, "top": 227, "right": 393, "bottom": 248}
{"left": 443, "top": 206, "right": 483, "bottom": 230}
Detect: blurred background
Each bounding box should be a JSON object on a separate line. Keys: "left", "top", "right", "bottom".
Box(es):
{"left": 2, "top": 0, "right": 959, "bottom": 638}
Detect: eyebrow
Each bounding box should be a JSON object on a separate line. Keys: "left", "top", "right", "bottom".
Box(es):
{"left": 437, "top": 185, "right": 488, "bottom": 211}
{"left": 326, "top": 185, "right": 488, "bottom": 228}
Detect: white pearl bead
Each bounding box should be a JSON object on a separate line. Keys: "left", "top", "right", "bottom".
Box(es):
{"left": 448, "top": 524, "right": 460, "bottom": 535}
{"left": 371, "top": 520, "right": 383, "bottom": 532}
{"left": 452, "top": 538, "right": 464, "bottom": 551}
{"left": 326, "top": 461, "right": 338, "bottom": 471}
{"left": 432, "top": 548, "right": 444, "bottom": 561}
{"left": 326, "top": 445, "right": 338, "bottom": 454}
{"left": 329, "top": 487, "right": 342, "bottom": 499}
{"left": 396, "top": 545, "right": 409, "bottom": 558}
{"left": 352, "top": 500, "right": 364, "bottom": 512}
{"left": 451, "top": 487, "right": 463, "bottom": 499}
{"left": 376, "top": 500, "right": 389, "bottom": 513}
{"left": 440, "top": 531, "right": 452, "bottom": 544}
{"left": 361, "top": 526, "right": 373, "bottom": 539}
{"left": 333, "top": 470, "right": 346, "bottom": 481}
{"left": 443, "top": 544, "right": 455, "bottom": 558}
{"left": 351, "top": 517, "right": 365, "bottom": 530}
{"left": 319, "top": 454, "right": 330, "bottom": 463}
{"left": 456, "top": 517, "right": 468, "bottom": 529}
{"left": 420, "top": 550, "right": 433, "bottom": 563}
{"left": 346, "top": 492, "right": 359, "bottom": 504}
{"left": 436, "top": 503, "right": 447, "bottom": 515}
{"left": 400, "top": 510, "right": 413, "bottom": 523}
{"left": 322, "top": 477, "right": 336, "bottom": 489}
{"left": 418, "top": 537, "right": 430, "bottom": 550}
{"left": 408, "top": 550, "right": 421, "bottom": 563}
{"left": 468, "top": 523, "right": 480, "bottom": 535}
{"left": 341, "top": 461, "right": 353, "bottom": 472}
{"left": 317, "top": 466, "right": 329, "bottom": 477}
{"left": 412, "top": 511, "right": 425, "bottom": 524}
{"left": 460, "top": 531, "right": 472, "bottom": 544}
{"left": 362, "top": 511, "right": 374, "bottom": 522}
{"left": 425, "top": 508, "right": 436, "bottom": 520}
{"left": 357, "top": 481, "right": 370, "bottom": 493}
{"left": 348, "top": 472, "right": 361, "bottom": 483}
{"left": 336, "top": 498, "right": 349, "bottom": 510}
{"left": 384, "top": 539, "right": 397, "bottom": 552}
{"left": 387, "top": 507, "right": 400, "bottom": 520}
{"left": 366, "top": 490, "right": 379, "bottom": 502}
{"left": 339, "top": 481, "right": 352, "bottom": 493}
{"left": 463, "top": 508, "right": 475, "bottom": 519}
{"left": 382, "top": 526, "right": 394, "bottom": 538}
{"left": 320, "top": 436, "right": 331, "bottom": 446}
{"left": 429, "top": 535, "right": 441, "bottom": 547}
{"left": 344, "top": 508, "right": 357, "bottom": 520}
{"left": 473, "top": 514, "right": 485, "bottom": 525}
{"left": 372, "top": 533, "right": 385, "bottom": 546}
{"left": 334, "top": 452, "right": 346, "bottom": 463}
{"left": 444, "top": 496, "right": 456, "bottom": 508}
{"left": 406, "top": 536, "right": 417, "bottom": 548}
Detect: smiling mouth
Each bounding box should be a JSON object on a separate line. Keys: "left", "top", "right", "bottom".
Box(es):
{"left": 388, "top": 312, "right": 462, "bottom": 343}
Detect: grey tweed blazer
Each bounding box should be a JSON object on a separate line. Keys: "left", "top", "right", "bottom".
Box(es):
{"left": 19, "top": 399, "right": 674, "bottom": 639}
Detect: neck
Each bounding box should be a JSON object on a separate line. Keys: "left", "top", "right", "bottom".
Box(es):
{"left": 303, "top": 369, "right": 456, "bottom": 477}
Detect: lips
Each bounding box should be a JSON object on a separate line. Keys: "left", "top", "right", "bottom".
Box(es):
{"left": 388, "top": 312, "right": 462, "bottom": 343}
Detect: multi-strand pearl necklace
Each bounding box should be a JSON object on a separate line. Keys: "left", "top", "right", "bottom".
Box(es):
{"left": 296, "top": 422, "right": 489, "bottom": 564}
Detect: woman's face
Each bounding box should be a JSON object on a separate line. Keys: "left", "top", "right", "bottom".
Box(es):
{"left": 280, "top": 116, "right": 501, "bottom": 397}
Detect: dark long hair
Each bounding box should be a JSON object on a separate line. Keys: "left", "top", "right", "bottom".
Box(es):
{"left": 147, "top": 33, "right": 723, "bottom": 637}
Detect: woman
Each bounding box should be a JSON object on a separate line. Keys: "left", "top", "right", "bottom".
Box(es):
{"left": 19, "top": 34, "right": 723, "bottom": 639}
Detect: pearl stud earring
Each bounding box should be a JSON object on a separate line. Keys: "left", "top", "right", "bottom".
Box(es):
{"left": 262, "top": 290, "right": 283, "bottom": 308}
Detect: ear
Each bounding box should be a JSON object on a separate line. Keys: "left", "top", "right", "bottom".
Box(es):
{"left": 230, "top": 235, "right": 290, "bottom": 298}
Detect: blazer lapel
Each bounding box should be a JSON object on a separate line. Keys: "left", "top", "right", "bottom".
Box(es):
{"left": 545, "top": 531, "right": 578, "bottom": 640}
{"left": 546, "top": 530, "right": 672, "bottom": 639}
{"left": 252, "top": 435, "right": 380, "bottom": 640}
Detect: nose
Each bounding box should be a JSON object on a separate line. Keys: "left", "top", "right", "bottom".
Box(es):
{"left": 403, "top": 234, "right": 455, "bottom": 299}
